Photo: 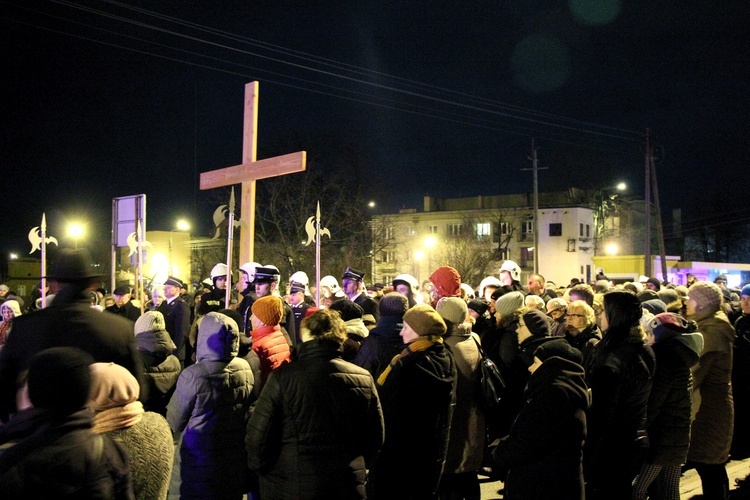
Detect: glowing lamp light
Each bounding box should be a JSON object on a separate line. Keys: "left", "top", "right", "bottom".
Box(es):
{"left": 424, "top": 236, "right": 437, "bottom": 249}
{"left": 175, "top": 219, "right": 190, "bottom": 231}
{"left": 67, "top": 223, "right": 84, "bottom": 239}
{"left": 414, "top": 249, "right": 425, "bottom": 261}
{"left": 149, "top": 253, "right": 169, "bottom": 282}
{"left": 605, "top": 243, "right": 618, "bottom": 256}
{"left": 9, "top": 253, "right": 18, "bottom": 260}
{"left": 616, "top": 182, "right": 627, "bottom": 191}
{"left": 368, "top": 201, "right": 376, "bottom": 208}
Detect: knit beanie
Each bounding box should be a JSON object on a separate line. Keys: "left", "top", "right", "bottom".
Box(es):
{"left": 436, "top": 297, "right": 469, "bottom": 325}
{"left": 534, "top": 338, "right": 583, "bottom": 365}
{"left": 742, "top": 284, "right": 750, "bottom": 298}
{"left": 403, "top": 304, "right": 447, "bottom": 337}
{"left": 28, "top": 347, "right": 94, "bottom": 416}
{"left": 641, "top": 299, "right": 667, "bottom": 315}
{"left": 379, "top": 292, "right": 409, "bottom": 318}
{"left": 251, "top": 295, "right": 284, "bottom": 325}
{"left": 546, "top": 297, "right": 568, "bottom": 315}
{"left": 467, "top": 298, "right": 490, "bottom": 316}
{"left": 522, "top": 309, "right": 550, "bottom": 337}
{"left": 675, "top": 285, "right": 689, "bottom": 298}
{"left": 646, "top": 312, "right": 699, "bottom": 344}
{"left": 688, "top": 281, "right": 723, "bottom": 317}
{"left": 89, "top": 362, "right": 140, "bottom": 411}
{"left": 429, "top": 266, "right": 461, "bottom": 299}
{"left": 134, "top": 310, "right": 167, "bottom": 336}
{"left": 657, "top": 289, "right": 682, "bottom": 311}
{"left": 329, "top": 299, "right": 364, "bottom": 321}
{"left": 495, "top": 291, "right": 525, "bottom": 319}
{"left": 637, "top": 290, "right": 660, "bottom": 303}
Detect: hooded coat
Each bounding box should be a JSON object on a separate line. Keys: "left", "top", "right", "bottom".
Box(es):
{"left": 167, "top": 312, "right": 255, "bottom": 499}
{"left": 352, "top": 314, "right": 405, "bottom": 379}
{"left": 369, "top": 341, "right": 457, "bottom": 499}
{"left": 688, "top": 311, "right": 736, "bottom": 464}
{"left": 492, "top": 356, "right": 589, "bottom": 500}
{"left": 245, "top": 339, "right": 384, "bottom": 499}
{"left": 134, "top": 327, "right": 180, "bottom": 417}
{"left": 645, "top": 330, "right": 703, "bottom": 465}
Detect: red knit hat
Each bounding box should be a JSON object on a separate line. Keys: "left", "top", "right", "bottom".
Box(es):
{"left": 429, "top": 266, "right": 461, "bottom": 299}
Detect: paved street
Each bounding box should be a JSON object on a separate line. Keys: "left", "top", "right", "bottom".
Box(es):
{"left": 479, "top": 457, "right": 750, "bottom": 499}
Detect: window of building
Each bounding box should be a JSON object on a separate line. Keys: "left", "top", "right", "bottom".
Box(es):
{"left": 475, "top": 222, "right": 491, "bottom": 239}
{"left": 522, "top": 221, "right": 533, "bottom": 234}
{"left": 521, "top": 247, "right": 535, "bottom": 266}
{"left": 382, "top": 275, "right": 393, "bottom": 285}
{"left": 549, "top": 223, "right": 562, "bottom": 236}
{"left": 381, "top": 251, "right": 396, "bottom": 263}
{"left": 498, "top": 248, "right": 509, "bottom": 261}
{"left": 499, "top": 222, "right": 509, "bottom": 235}
{"left": 448, "top": 224, "right": 462, "bottom": 236}
{"left": 579, "top": 223, "right": 584, "bottom": 237}
{"left": 385, "top": 226, "right": 395, "bottom": 240}
{"left": 429, "top": 225, "right": 438, "bottom": 234}
{"left": 585, "top": 224, "right": 591, "bottom": 238}
{"left": 403, "top": 226, "right": 415, "bottom": 237}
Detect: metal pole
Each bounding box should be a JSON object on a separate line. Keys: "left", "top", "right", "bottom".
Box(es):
{"left": 644, "top": 129, "right": 652, "bottom": 277}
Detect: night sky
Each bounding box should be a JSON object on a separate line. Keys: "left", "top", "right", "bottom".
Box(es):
{"left": 2, "top": 1, "right": 749, "bottom": 256}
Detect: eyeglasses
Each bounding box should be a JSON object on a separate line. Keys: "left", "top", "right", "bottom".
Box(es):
{"left": 567, "top": 313, "right": 585, "bottom": 318}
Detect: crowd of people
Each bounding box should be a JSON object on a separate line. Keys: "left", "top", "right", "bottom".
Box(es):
{"left": 0, "top": 248, "right": 746, "bottom": 499}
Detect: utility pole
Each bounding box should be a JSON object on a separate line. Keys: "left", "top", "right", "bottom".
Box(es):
{"left": 522, "top": 139, "right": 547, "bottom": 275}
{"left": 651, "top": 148, "right": 668, "bottom": 283}
{"left": 644, "top": 129, "right": 652, "bottom": 277}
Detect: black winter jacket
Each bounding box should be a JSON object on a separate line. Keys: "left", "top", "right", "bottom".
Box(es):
{"left": 352, "top": 315, "right": 404, "bottom": 379}
{"left": 246, "top": 339, "right": 384, "bottom": 499}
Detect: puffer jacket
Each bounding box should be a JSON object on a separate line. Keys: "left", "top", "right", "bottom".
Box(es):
{"left": 246, "top": 339, "right": 384, "bottom": 499}
{"left": 135, "top": 328, "right": 180, "bottom": 417}
{"left": 369, "top": 341, "right": 457, "bottom": 499}
{"left": 167, "top": 312, "right": 255, "bottom": 499}
{"left": 442, "top": 323, "right": 485, "bottom": 473}
{"left": 688, "top": 311, "right": 736, "bottom": 464}
{"left": 252, "top": 324, "right": 291, "bottom": 388}
{"left": 645, "top": 331, "right": 703, "bottom": 465}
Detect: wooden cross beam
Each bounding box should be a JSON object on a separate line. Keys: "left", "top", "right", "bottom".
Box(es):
{"left": 200, "top": 81, "right": 306, "bottom": 264}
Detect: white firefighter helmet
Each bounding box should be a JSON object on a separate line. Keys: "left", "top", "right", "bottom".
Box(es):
{"left": 320, "top": 275, "right": 342, "bottom": 294}
{"left": 478, "top": 275, "right": 502, "bottom": 295}
{"left": 210, "top": 263, "right": 228, "bottom": 280}
{"left": 499, "top": 260, "right": 521, "bottom": 282}
{"left": 289, "top": 271, "right": 310, "bottom": 287}
{"left": 460, "top": 283, "right": 475, "bottom": 300}
{"left": 392, "top": 273, "right": 419, "bottom": 292}
{"left": 239, "top": 262, "right": 260, "bottom": 282}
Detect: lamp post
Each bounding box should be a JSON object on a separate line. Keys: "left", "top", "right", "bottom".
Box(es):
{"left": 593, "top": 183, "right": 627, "bottom": 256}
{"left": 169, "top": 219, "right": 191, "bottom": 278}
{"left": 424, "top": 235, "right": 437, "bottom": 275}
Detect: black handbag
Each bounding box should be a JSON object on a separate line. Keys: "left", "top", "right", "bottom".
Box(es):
{"left": 472, "top": 336, "right": 505, "bottom": 410}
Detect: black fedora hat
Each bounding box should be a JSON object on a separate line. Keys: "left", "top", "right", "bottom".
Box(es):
{"left": 47, "top": 249, "right": 104, "bottom": 282}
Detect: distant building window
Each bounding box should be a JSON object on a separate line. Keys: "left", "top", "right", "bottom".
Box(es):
{"left": 475, "top": 222, "right": 491, "bottom": 239}
{"left": 522, "top": 221, "right": 533, "bottom": 234}
{"left": 498, "top": 248, "right": 510, "bottom": 261}
{"left": 521, "top": 247, "right": 535, "bottom": 266}
{"left": 382, "top": 275, "right": 393, "bottom": 285}
{"left": 580, "top": 223, "right": 584, "bottom": 237}
{"left": 585, "top": 224, "right": 591, "bottom": 238}
{"left": 549, "top": 223, "right": 562, "bottom": 237}
{"left": 429, "top": 225, "right": 438, "bottom": 234}
{"left": 448, "top": 224, "right": 462, "bottom": 236}
{"left": 404, "top": 226, "right": 415, "bottom": 237}
{"left": 385, "top": 226, "right": 395, "bottom": 240}
{"left": 499, "top": 222, "right": 509, "bottom": 236}
{"left": 381, "top": 251, "right": 396, "bottom": 263}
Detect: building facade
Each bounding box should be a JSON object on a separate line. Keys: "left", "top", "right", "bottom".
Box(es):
{"left": 371, "top": 191, "right": 602, "bottom": 289}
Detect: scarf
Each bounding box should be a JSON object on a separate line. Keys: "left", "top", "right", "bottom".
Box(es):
{"left": 92, "top": 401, "right": 144, "bottom": 433}
{"left": 376, "top": 335, "right": 443, "bottom": 386}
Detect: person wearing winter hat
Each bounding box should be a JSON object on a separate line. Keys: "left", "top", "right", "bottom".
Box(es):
{"left": 254, "top": 265, "right": 298, "bottom": 347}
{"left": 393, "top": 274, "right": 420, "bottom": 308}
{"left": 637, "top": 289, "right": 660, "bottom": 303}
{"left": 494, "top": 291, "right": 525, "bottom": 327}
{"left": 250, "top": 296, "right": 292, "bottom": 388}
{"left": 370, "top": 304, "right": 456, "bottom": 499}
{"left": 644, "top": 277, "right": 662, "bottom": 292}
{"left": 684, "top": 282, "right": 736, "bottom": 497}
{"left": 632, "top": 313, "right": 703, "bottom": 499}
{"left": 429, "top": 266, "right": 462, "bottom": 306}
{"left": 491, "top": 337, "right": 589, "bottom": 499}
{"left": 546, "top": 297, "right": 569, "bottom": 338}
{"left": 657, "top": 288, "right": 683, "bottom": 313}
{"left": 167, "top": 312, "right": 255, "bottom": 499}
{"left": 328, "top": 300, "right": 368, "bottom": 361}
{"left": 0, "top": 347, "right": 134, "bottom": 497}
{"left": 89, "top": 362, "right": 174, "bottom": 500}
{"left": 354, "top": 293, "right": 409, "bottom": 378}
{"left": 584, "top": 290, "right": 655, "bottom": 498}
{"left": 133, "top": 311, "right": 180, "bottom": 416}
{"left": 434, "top": 297, "right": 485, "bottom": 498}
{"left": 0, "top": 299, "right": 22, "bottom": 350}
{"left": 641, "top": 298, "right": 668, "bottom": 316}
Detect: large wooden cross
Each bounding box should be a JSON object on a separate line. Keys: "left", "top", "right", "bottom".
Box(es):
{"left": 200, "top": 81, "right": 306, "bottom": 264}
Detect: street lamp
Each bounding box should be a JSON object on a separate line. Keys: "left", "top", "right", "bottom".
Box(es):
{"left": 67, "top": 223, "right": 84, "bottom": 249}
{"left": 605, "top": 243, "right": 618, "bottom": 256}
{"left": 169, "top": 219, "right": 191, "bottom": 278}
{"left": 424, "top": 235, "right": 437, "bottom": 274}
{"left": 593, "top": 183, "right": 627, "bottom": 256}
